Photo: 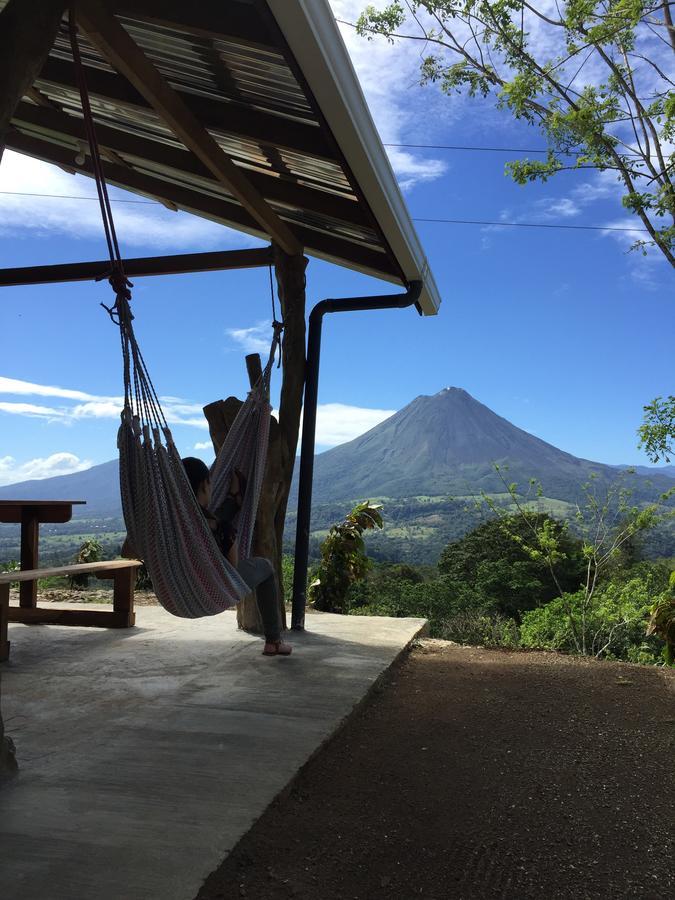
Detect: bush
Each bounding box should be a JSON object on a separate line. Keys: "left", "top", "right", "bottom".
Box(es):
{"left": 520, "top": 571, "right": 669, "bottom": 663}
{"left": 438, "top": 513, "right": 586, "bottom": 619}
{"left": 310, "top": 502, "right": 383, "bottom": 613}
{"left": 69, "top": 539, "right": 103, "bottom": 589}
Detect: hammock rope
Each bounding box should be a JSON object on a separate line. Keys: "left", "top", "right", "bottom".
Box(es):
{"left": 69, "top": 14, "right": 279, "bottom": 617}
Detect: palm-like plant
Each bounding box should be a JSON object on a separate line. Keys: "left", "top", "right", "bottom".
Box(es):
{"left": 309, "top": 502, "right": 384, "bottom": 614}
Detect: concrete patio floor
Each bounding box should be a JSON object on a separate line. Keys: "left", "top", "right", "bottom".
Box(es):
{"left": 0, "top": 605, "right": 426, "bottom": 900}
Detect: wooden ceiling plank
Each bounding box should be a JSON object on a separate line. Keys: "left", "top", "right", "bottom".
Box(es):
{"left": 75, "top": 0, "right": 302, "bottom": 255}
{"left": 36, "top": 55, "right": 331, "bottom": 158}
{"left": 11, "top": 101, "right": 367, "bottom": 225}
{"left": 5, "top": 130, "right": 392, "bottom": 277}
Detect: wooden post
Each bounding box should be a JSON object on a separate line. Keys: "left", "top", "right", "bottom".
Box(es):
{"left": 272, "top": 245, "right": 308, "bottom": 604}
{"left": 111, "top": 568, "right": 136, "bottom": 627}
{"left": 245, "top": 354, "right": 263, "bottom": 387}
{"left": 202, "top": 247, "right": 307, "bottom": 634}
{"left": 0, "top": 585, "right": 9, "bottom": 663}
{"left": 19, "top": 510, "right": 39, "bottom": 608}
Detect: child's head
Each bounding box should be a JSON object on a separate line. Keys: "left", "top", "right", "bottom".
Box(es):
{"left": 182, "top": 456, "right": 211, "bottom": 508}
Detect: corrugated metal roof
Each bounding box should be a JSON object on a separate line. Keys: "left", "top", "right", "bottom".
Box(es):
{"left": 3, "top": 0, "right": 440, "bottom": 313}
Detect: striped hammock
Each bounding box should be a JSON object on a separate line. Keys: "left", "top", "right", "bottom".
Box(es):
{"left": 114, "top": 284, "right": 280, "bottom": 618}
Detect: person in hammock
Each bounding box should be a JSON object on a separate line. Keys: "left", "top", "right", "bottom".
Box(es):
{"left": 181, "top": 457, "right": 292, "bottom": 657}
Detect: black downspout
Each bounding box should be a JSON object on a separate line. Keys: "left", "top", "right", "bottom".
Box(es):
{"left": 290, "top": 280, "right": 423, "bottom": 630}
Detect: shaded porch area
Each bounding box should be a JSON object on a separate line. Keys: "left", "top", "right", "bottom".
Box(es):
{"left": 0, "top": 607, "right": 426, "bottom": 899}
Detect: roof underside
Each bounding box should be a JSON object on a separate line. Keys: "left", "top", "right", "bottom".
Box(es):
{"left": 3, "top": 0, "right": 440, "bottom": 313}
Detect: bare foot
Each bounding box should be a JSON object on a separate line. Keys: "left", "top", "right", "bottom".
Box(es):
{"left": 262, "top": 640, "right": 293, "bottom": 656}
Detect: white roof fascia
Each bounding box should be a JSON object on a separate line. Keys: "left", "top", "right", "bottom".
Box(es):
{"left": 266, "top": 0, "right": 441, "bottom": 316}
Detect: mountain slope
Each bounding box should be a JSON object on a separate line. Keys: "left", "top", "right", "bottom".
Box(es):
{"left": 0, "top": 459, "right": 120, "bottom": 517}
{"left": 2, "top": 388, "right": 671, "bottom": 517}
{"left": 305, "top": 388, "right": 673, "bottom": 503}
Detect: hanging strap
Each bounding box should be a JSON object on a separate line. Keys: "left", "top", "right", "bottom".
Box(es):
{"left": 68, "top": 12, "right": 129, "bottom": 300}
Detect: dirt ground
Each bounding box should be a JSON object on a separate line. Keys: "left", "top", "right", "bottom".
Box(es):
{"left": 196, "top": 641, "right": 675, "bottom": 900}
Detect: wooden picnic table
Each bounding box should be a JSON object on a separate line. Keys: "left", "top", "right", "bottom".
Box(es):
{"left": 0, "top": 500, "right": 86, "bottom": 607}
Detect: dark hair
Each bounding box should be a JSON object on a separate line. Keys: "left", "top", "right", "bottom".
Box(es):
{"left": 182, "top": 457, "right": 210, "bottom": 496}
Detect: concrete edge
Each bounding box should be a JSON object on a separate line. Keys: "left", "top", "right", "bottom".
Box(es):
{"left": 196, "top": 617, "right": 428, "bottom": 892}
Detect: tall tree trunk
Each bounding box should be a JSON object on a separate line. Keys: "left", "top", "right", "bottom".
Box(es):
{"left": 0, "top": 0, "right": 66, "bottom": 783}
{"left": 203, "top": 247, "right": 307, "bottom": 632}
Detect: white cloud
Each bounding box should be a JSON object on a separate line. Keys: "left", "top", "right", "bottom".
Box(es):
{"left": 226, "top": 320, "right": 275, "bottom": 354}
{"left": 540, "top": 198, "right": 581, "bottom": 219}
{"left": 330, "top": 1, "right": 448, "bottom": 190}
{"left": 0, "top": 452, "right": 93, "bottom": 487}
{"left": 0, "top": 401, "right": 64, "bottom": 419}
{"left": 0, "top": 151, "right": 253, "bottom": 250}
{"left": 1, "top": 377, "right": 395, "bottom": 451}
{"left": 0, "top": 376, "right": 95, "bottom": 401}
{"left": 0, "top": 375, "right": 209, "bottom": 428}
{"left": 312, "top": 403, "right": 395, "bottom": 446}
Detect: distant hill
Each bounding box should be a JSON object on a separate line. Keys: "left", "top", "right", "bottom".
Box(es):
{"left": 2, "top": 388, "right": 673, "bottom": 564}
{"left": 0, "top": 459, "right": 120, "bottom": 517}
{"left": 302, "top": 388, "right": 675, "bottom": 503}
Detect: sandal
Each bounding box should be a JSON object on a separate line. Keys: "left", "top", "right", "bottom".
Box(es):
{"left": 263, "top": 640, "right": 293, "bottom": 657}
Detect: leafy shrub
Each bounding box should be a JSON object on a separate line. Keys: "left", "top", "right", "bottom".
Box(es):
{"left": 281, "top": 554, "right": 294, "bottom": 603}
{"left": 309, "top": 502, "right": 383, "bottom": 613}
{"left": 520, "top": 571, "right": 669, "bottom": 663}
{"left": 438, "top": 513, "right": 586, "bottom": 619}
{"left": 135, "top": 563, "right": 153, "bottom": 591}
{"left": 0, "top": 559, "right": 20, "bottom": 589}
{"left": 69, "top": 539, "right": 103, "bottom": 589}
{"left": 647, "top": 570, "right": 675, "bottom": 665}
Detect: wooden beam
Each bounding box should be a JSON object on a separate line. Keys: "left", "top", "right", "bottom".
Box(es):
{"left": 0, "top": 0, "right": 66, "bottom": 142}
{"left": 36, "top": 56, "right": 333, "bottom": 160}
{"left": 12, "top": 103, "right": 368, "bottom": 226}
{"left": 5, "top": 131, "right": 397, "bottom": 278}
{"left": 74, "top": 0, "right": 302, "bottom": 255}
{"left": 0, "top": 247, "right": 273, "bottom": 287}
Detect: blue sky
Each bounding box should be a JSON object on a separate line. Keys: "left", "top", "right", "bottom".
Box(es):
{"left": 0, "top": 1, "right": 672, "bottom": 487}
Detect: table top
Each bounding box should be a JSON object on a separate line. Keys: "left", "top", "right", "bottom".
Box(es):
{"left": 0, "top": 500, "right": 86, "bottom": 524}
{"left": 0, "top": 500, "right": 86, "bottom": 507}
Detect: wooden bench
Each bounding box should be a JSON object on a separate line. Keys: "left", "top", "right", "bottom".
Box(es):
{"left": 0, "top": 559, "right": 142, "bottom": 661}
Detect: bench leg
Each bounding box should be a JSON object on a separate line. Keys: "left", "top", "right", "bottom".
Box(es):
{"left": 112, "top": 568, "right": 136, "bottom": 627}
{"left": 0, "top": 583, "right": 10, "bottom": 662}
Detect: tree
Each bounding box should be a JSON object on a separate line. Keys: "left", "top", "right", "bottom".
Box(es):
{"left": 438, "top": 512, "right": 587, "bottom": 617}
{"left": 639, "top": 394, "right": 675, "bottom": 461}
{"left": 482, "top": 468, "right": 674, "bottom": 653}
{"left": 357, "top": 1, "right": 675, "bottom": 264}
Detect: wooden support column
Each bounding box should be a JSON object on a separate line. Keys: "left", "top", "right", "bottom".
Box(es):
{"left": 273, "top": 245, "right": 308, "bottom": 589}
{"left": 202, "top": 247, "right": 306, "bottom": 634}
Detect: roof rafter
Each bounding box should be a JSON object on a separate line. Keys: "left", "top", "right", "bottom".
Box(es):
{"left": 74, "top": 0, "right": 303, "bottom": 255}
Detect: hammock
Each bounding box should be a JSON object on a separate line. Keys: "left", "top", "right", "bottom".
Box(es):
{"left": 68, "top": 15, "right": 279, "bottom": 617}
{"left": 115, "top": 288, "right": 280, "bottom": 618}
